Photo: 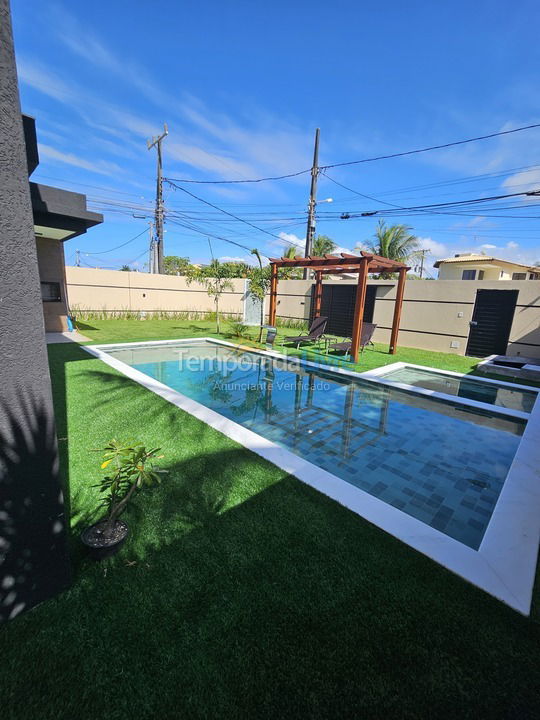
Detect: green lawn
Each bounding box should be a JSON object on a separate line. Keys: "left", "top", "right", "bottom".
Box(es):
{"left": 1, "top": 326, "right": 540, "bottom": 718}
{"left": 77, "top": 315, "right": 539, "bottom": 385}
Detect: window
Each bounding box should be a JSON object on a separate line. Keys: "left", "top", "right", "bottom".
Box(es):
{"left": 529, "top": 272, "right": 540, "bottom": 280}
{"left": 478, "top": 270, "right": 485, "bottom": 280}
{"left": 462, "top": 269, "right": 476, "bottom": 280}
{"left": 512, "top": 273, "right": 527, "bottom": 280}
{"left": 41, "top": 281, "right": 61, "bottom": 302}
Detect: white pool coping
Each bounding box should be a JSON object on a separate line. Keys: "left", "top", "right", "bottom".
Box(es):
{"left": 83, "top": 338, "right": 540, "bottom": 615}
{"left": 361, "top": 361, "right": 538, "bottom": 420}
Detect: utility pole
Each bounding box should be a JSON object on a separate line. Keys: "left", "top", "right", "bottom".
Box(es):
{"left": 147, "top": 123, "right": 168, "bottom": 274}
{"left": 75, "top": 249, "right": 80, "bottom": 267}
{"left": 418, "top": 248, "right": 430, "bottom": 279}
{"left": 147, "top": 220, "right": 157, "bottom": 274}
{"left": 303, "top": 127, "right": 320, "bottom": 279}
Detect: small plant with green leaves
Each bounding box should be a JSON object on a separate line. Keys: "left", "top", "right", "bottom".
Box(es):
{"left": 228, "top": 321, "right": 251, "bottom": 339}
{"left": 82, "top": 440, "right": 166, "bottom": 555}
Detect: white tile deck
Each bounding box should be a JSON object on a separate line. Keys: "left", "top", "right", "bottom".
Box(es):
{"left": 46, "top": 331, "right": 90, "bottom": 344}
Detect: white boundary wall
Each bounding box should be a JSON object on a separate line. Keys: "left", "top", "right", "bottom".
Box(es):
{"left": 66, "top": 267, "right": 540, "bottom": 357}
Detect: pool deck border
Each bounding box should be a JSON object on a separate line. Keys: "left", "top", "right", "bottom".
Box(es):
{"left": 361, "top": 361, "right": 537, "bottom": 419}
{"left": 83, "top": 337, "right": 540, "bottom": 615}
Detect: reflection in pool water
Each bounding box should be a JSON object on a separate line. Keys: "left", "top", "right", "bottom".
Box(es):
{"left": 105, "top": 342, "right": 525, "bottom": 550}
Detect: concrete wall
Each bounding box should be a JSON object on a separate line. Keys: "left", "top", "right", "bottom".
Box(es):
{"left": 65, "top": 266, "right": 540, "bottom": 357}
{"left": 66, "top": 266, "right": 247, "bottom": 318}
{"left": 0, "top": 0, "right": 70, "bottom": 622}
{"left": 36, "top": 237, "right": 69, "bottom": 331}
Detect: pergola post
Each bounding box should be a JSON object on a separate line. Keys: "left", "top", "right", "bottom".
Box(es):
{"left": 350, "top": 257, "right": 369, "bottom": 363}
{"left": 268, "top": 263, "right": 278, "bottom": 326}
{"left": 389, "top": 267, "right": 407, "bottom": 354}
{"left": 313, "top": 270, "right": 323, "bottom": 317}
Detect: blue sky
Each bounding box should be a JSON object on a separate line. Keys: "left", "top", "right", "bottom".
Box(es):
{"left": 11, "top": 0, "right": 540, "bottom": 275}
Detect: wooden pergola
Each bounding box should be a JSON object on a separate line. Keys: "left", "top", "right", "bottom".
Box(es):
{"left": 268, "top": 252, "right": 410, "bottom": 362}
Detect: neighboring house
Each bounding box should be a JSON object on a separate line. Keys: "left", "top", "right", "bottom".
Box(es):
{"left": 434, "top": 253, "right": 540, "bottom": 281}
{"left": 22, "top": 115, "right": 103, "bottom": 331}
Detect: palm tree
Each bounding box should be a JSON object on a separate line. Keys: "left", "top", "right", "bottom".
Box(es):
{"left": 364, "top": 221, "right": 419, "bottom": 263}
{"left": 312, "top": 234, "right": 336, "bottom": 256}
{"left": 280, "top": 244, "right": 303, "bottom": 279}
{"left": 361, "top": 221, "right": 419, "bottom": 278}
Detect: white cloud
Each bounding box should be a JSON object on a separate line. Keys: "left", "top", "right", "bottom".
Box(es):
{"left": 480, "top": 243, "right": 497, "bottom": 249}
{"left": 167, "top": 141, "right": 255, "bottom": 178}
{"left": 52, "top": 8, "right": 173, "bottom": 109}
{"left": 417, "top": 236, "right": 447, "bottom": 258}
{"left": 38, "top": 143, "right": 121, "bottom": 176}
{"left": 276, "top": 232, "right": 304, "bottom": 250}
{"left": 16, "top": 58, "right": 75, "bottom": 103}
{"left": 507, "top": 241, "right": 519, "bottom": 249}
{"left": 502, "top": 167, "right": 540, "bottom": 194}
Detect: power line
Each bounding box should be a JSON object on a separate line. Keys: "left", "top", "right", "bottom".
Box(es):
{"left": 167, "top": 217, "right": 265, "bottom": 256}
{"left": 165, "top": 180, "right": 290, "bottom": 243}
{"left": 320, "top": 122, "right": 540, "bottom": 170}
{"left": 84, "top": 227, "right": 149, "bottom": 255}
{"left": 318, "top": 187, "right": 540, "bottom": 219}
{"left": 164, "top": 122, "right": 540, "bottom": 185}
{"left": 164, "top": 168, "right": 310, "bottom": 185}
{"left": 322, "top": 171, "right": 402, "bottom": 208}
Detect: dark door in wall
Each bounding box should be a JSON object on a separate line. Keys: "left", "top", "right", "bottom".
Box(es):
{"left": 310, "top": 284, "right": 376, "bottom": 336}
{"left": 465, "top": 289, "right": 518, "bottom": 357}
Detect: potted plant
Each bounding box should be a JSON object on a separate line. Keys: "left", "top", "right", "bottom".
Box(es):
{"left": 81, "top": 440, "right": 165, "bottom": 560}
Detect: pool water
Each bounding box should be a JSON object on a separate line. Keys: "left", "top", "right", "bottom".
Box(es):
{"left": 106, "top": 341, "right": 525, "bottom": 550}
{"left": 376, "top": 365, "right": 537, "bottom": 413}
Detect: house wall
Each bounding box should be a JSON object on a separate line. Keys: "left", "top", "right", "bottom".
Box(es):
{"left": 0, "top": 0, "right": 70, "bottom": 622}
{"left": 437, "top": 263, "right": 530, "bottom": 281}
{"left": 35, "top": 237, "right": 69, "bottom": 331}
{"left": 65, "top": 267, "right": 540, "bottom": 357}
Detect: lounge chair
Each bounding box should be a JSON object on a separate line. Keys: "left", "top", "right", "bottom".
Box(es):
{"left": 328, "top": 323, "right": 377, "bottom": 358}
{"left": 265, "top": 327, "right": 277, "bottom": 347}
{"left": 284, "top": 316, "right": 328, "bottom": 349}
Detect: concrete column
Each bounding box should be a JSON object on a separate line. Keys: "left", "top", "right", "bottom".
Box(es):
{"left": 0, "top": 0, "right": 70, "bottom": 622}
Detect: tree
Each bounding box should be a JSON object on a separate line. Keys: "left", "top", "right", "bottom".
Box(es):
{"left": 219, "top": 261, "right": 250, "bottom": 278}
{"left": 279, "top": 245, "right": 303, "bottom": 279}
{"left": 120, "top": 265, "right": 131, "bottom": 272}
{"left": 312, "top": 234, "right": 337, "bottom": 256}
{"left": 249, "top": 249, "right": 271, "bottom": 342}
{"left": 163, "top": 255, "right": 191, "bottom": 276}
{"left": 362, "top": 220, "right": 420, "bottom": 278}
{"left": 186, "top": 259, "right": 234, "bottom": 334}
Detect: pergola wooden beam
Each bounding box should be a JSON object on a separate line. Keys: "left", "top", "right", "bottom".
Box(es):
{"left": 350, "top": 257, "right": 370, "bottom": 362}
{"left": 313, "top": 270, "right": 323, "bottom": 318}
{"left": 267, "top": 252, "right": 409, "bottom": 357}
{"left": 389, "top": 267, "right": 407, "bottom": 355}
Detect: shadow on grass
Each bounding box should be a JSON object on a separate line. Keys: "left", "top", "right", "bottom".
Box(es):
{"left": 4, "top": 340, "right": 537, "bottom": 716}
{"left": 172, "top": 324, "right": 213, "bottom": 333}
{"left": 3, "top": 457, "right": 540, "bottom": 719}
{"left": 73, "top": 320, "right": 98, "bottom": 331}
{"left": 0, "top": 388, "right": 71, "bottom": 622}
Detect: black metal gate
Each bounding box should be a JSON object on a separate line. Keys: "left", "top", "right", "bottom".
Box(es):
{"left": 465, "top": 289, "right": 518, "bottom": 357}
{"left": 310, "top": 284, "right": 376, "bottom": 337}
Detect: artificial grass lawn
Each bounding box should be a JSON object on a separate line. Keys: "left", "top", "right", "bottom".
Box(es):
{"left": 1, "top": 341, "right": 540, "bottom": 719}
{"left": 77, "top": 315, "right": 540, "bottom": 386}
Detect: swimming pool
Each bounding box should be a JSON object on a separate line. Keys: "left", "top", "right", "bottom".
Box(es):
{"left": 85, "top": 338, "right": 540, "bottom": 613}
{"left": 363, "top": 362, "right": 537, "bottom": 415}
{"left": 102, "top": 340, "right": 523, "bottom": 550}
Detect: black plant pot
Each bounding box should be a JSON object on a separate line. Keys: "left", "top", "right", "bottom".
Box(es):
{"left": 81, "top": 519, "right": 129, "bottom": 560}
